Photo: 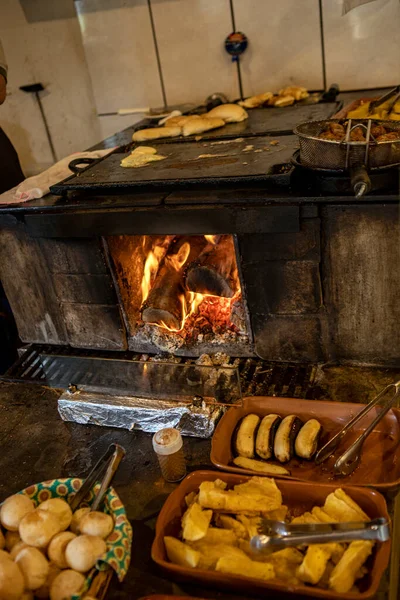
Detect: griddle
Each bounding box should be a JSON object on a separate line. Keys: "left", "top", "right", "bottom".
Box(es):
{"left": 107, "top": 103, "right": 341, "bottom": 150}
{"left": 50, "top": 135, "right": 299, "bottom": 195}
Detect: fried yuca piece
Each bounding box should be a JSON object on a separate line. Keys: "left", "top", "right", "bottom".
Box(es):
{"left": 297, "top": 544, "right": 333, "bottom": 585}
{"left": 181, "top": 502, "right": 212, "bottom": 542}
{"left": 198, "top": 477, "right": 282, "bottom": 513}
{"left": 164, "top": 536, "right": 200, "bottom": 568}
{"left": 265, "top": 506, "right": 288, "bottom": 521}
{"left": 196, "top": 543, "right": 247, "bottom": 570}
{"left": 190, "top": 527, "right": 237, "bottom": 547}
{"left": 216, "top": 555, "right": 275, "bottom": 581}
{"left": 184, "top": 492, "right": 198, "bottom": 508}
{"left": 329, "top": 541, "right": 374, "bottom": 593}
{"left": 323, "top": 489, "right": 369, "bottom": 523}
{"left": 215, "top": 515, "right": 248, "bottom": 539}
{"left": 236, "top": 515, "right": 262, "bottom": 539}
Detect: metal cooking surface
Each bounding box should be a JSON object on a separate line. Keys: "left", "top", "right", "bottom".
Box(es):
{"left": 1, "top": 345, "right": 316, "bottom": 399}
{"left": 110, "top": 103, "right": 340, "bottom": 148}
{"left": 50, "top": 135, "right": 299, "bottom": 194}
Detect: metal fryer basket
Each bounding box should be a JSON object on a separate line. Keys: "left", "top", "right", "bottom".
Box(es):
{"left": 294, "top": 119, "right": 400, "bottom": 170}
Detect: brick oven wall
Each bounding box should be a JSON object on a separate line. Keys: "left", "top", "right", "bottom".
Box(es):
{"left": 0, "top": 217, "right": 126, "bottom": 350}
{"left": 238, "top": 213, "right": 327, "bottom": 363}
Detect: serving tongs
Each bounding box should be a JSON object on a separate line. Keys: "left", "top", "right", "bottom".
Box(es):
{"left": 250, "top": 517, "right": 390, "bottom": 554}
{"left": 368, "top": 85, "right": 400, "bottom": 115}
{"left": 315, "top": 380, "right": 400, "bottom": 477}
{"left": 70, "top": 443, "right": 126, "bottom": 512}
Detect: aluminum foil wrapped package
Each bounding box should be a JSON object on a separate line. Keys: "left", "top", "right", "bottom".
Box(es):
{"left": 58, "top": 391, "right": 224, "bottom": 438}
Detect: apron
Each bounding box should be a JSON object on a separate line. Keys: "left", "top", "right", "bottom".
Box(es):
{"left": 0, "top": 126, "right": 24, "bottom": 194}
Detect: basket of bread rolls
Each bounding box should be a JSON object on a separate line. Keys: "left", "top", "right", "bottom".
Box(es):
{"left": 0, "top": 476, "right": 132, "bottom": 600}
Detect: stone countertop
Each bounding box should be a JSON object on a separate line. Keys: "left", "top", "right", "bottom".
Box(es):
{"left": 0, "top": 372, "right": 399, "bottom": 599}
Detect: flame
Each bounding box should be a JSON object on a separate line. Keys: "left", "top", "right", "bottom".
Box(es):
{"left": 169, "top": 242, "right": 190, "bottom": 271}
{"left": 141, "top": 239, "right": 173, "bottom": 304}
{"left": 141, "top": 235, "right": 241, "bottom": 336}
{"left": 204, "top": 234, "right": 220, "bottom": 245}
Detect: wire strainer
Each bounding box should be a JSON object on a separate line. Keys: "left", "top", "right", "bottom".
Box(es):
{"left": 294, "top": 119, "right": 400, "bottom": 170}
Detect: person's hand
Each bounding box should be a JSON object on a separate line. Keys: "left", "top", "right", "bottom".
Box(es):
{"left": 0, "top": 74, "right": 6, "bottom": 105}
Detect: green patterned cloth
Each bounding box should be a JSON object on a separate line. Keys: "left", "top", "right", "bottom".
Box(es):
{"left": 18, "top": 477, "right": 132, "bottom": 597}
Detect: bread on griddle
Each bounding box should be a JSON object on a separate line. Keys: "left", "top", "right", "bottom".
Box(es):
{"left": 132, "top": 126, "right": 181, "bottom": 142}
{"left": 182, "top": 117, "right": 225, "bottom": 137}
{"left": 206, "top": 103, "right": 248, "bottom": 123}
{"left": 164, "top": 115, "right": 202, "bottom": 128}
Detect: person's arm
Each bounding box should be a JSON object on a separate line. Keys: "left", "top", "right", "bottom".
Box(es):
{"left": 0, "top": 40, "right": 8, "bottom": 105}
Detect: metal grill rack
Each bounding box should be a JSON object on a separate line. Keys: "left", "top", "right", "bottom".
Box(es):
{"left": 1, "top": 344, "right": 317, "bottom": 399}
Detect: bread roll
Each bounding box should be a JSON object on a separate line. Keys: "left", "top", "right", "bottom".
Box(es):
{"left": 164, "top": 115, "right": 202, "bottom": 128}
{"left": 0, "top": 550, "right": 12, "bottom": 562}
{"left": 274, "top": 95, "right": 295, "bottom": 107}
{"left": 19, "top": 510, "right": 61, "bottom": 549}
{"left": 0, "top": 495, "right": 35, "bottom": 532}
{"left": 21, "top": 592, "right": 33, "bottom": 600}
{"left": 132, "top": 126, "right": 181, "bottom": 142}
{"left": 239, "top": 93, "right": 273, "bottom": 109}
{"left": 65, "top": 535, "right": 106, "bottom": 573}
{"left": 0, "top": 530, "right": 4, "bottom": 550}
{"left": 70, "top": 508, "right": 90, "bottom": 535}
{"left": 4, "top": 531, "right": 20, "bottom": 552}
{"left": 79, "top": 512, "right": 114, "bottom": 540}
{"left": 14, "top": 547, "right": 49, "bottom": 590}
{"left": 207, "top": 103, "right": 248, "bottom": 122}
{"left": 182, "top": 117, "right": 225, "bottom": 137}
{"left": 38, "top": 499, "right": 72, "bottom": 531}
{"left": 49, "top": 570, "right": 85, "bottom": 600}
{"left": 0, "top": 556, "right": 24, "bottom": 600}
{"left": 48, "top": 532, "right": 76, "bottom": 569}
{"left": 10, "top": 541, "right": 29, "bottom": 560}
{"left": 35, "top": 562, "right": 60, "bottom": 599}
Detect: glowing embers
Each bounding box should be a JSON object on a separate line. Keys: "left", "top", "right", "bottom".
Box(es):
{"left": 140, "top": 235, "right": 242, "bottom": 336}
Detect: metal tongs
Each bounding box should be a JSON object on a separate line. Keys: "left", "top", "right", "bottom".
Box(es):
{"left": 368, "top": 85, "right": 400, "bottom": 115}
{"left": 250, "top": 517, "right": 390, "bottom": 554}
{"left": 315, "top": 380, "right": 400, "bottom": 477}
{"left": 70, "top": 444, "right": 126, "bottom": 511}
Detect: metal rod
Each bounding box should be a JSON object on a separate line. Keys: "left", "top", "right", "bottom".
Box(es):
{"left": 35, "top": 91, "right": 57, "bottom": 163}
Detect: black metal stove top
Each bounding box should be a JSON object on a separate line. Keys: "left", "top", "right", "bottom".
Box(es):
{"left": 50, "top": 135, "right": 299, "bottom": 195}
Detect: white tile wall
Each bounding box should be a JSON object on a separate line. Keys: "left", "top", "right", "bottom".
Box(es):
{"left": 0, "top": 0, "right": 101, "bottom": 175}
{"left": 233, "top": 0, "right": 324, "bottom": 96}
{"left": 75, "top": 0, "right": 164, "bottom": 115}
{"left": 151, "top": 0, "right": 240, "bottom": 105}
{"left": 323, "top": 0, "right": 400, "bottom": 90}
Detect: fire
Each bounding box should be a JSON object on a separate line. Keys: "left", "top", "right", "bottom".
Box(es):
{"left": 204, "top": 234, "right": 220, "bottom": 245}
{"left": 140, "top": 234, "right": 242, "bottom": 336}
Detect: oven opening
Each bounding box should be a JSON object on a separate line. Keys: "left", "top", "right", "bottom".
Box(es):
{"left": 106, "top": 234, "right": 252, "bottom": 355}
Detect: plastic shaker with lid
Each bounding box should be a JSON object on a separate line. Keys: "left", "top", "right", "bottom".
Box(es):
{"left": 152, "top": 428, "right": 186, "bottom": 482}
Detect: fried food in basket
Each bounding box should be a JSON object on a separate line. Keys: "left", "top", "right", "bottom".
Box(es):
{"left": 163, "top": 477, "right": 380, "bottom": 594}
{"left": 317, "top": 120, "right": 400, "bottom": 142}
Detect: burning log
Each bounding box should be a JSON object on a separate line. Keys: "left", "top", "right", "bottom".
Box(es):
{"left": 141, "top": 236, "right": 206, "bottom": 330}
{"left": 185, "top": 235, "right": 237, "bottom": 298}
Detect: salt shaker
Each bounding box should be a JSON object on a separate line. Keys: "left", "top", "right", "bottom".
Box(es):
{"left": 152, "top": 428, "right": 186, "bottom": 482}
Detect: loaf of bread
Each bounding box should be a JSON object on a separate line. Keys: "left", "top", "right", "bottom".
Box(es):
{"left": 132, "top": 126, "right": 181, "bottom": 142}
{"left": 239, "top": 92, "right": 273, "bottom": 109}
{"left": 164, "top": 115, "right": 202, "bottom": 128}
{"left": 182, "top": 117, "right": 225, "bottom": 137}
{"left": 206, "top": 104, "right": 248, "bottom": 123}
